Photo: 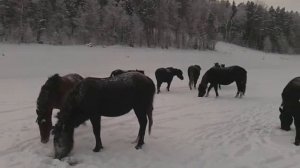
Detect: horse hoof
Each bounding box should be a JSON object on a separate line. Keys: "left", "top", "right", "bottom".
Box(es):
{"left": 135, "top": 142, "right": 144, "bottom": 149}
{"left": 93, "top": 146, "right": 103, "bottom": 152}
{"left": 294, "top": 141, "right": 300, "bottom": 146}
{"left": 41, "top": 139, "right": 49, "bottom": 144}
{"left": 281, "top": 127, "right": 291, "bottom": 131}
{"left": 135, "top": 145, "right": 142, "bottom": 150}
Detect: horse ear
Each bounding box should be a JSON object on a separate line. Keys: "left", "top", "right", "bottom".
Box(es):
{"left": 279, "top": 106, "right": 284, "bottom": 113}
{"left": 49, "top": 73, "right": 60, "bottom": 79}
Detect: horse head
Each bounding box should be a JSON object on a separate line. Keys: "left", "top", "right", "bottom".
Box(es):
{"left": 53, "top": 119, "right": 74, "bottom": 159}
{"left": 198, "top": 83, "right": 207, "bottom": 97}
{"left": 36, "top": 74, "right": 61, "bottom": 143}
{"left": 169, "top": 68, "right": 183, "bottom": 80}
{"left": 279, "top": 104, "right": 293, "bottom": 131}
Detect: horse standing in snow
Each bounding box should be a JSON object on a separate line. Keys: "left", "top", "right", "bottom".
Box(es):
{"left": 198, "top": 65, "right": 247, "bottom": 97}
{"left": 53, "top": 72, "right": 155, "bottom": 159}
{"left": 279, "top": 77, "right": 300, "bottom": 146}
{"left": 188, "top": 65, "right": 201, "bottom": 90}
{"left": 36, "top": 73, "right": 83, "bottom": 143}
{"left": 155, "top": 67, "right": 184, "bottom": 94}
{"left": 110, "top": 69, "right": 144, "bottom": 77}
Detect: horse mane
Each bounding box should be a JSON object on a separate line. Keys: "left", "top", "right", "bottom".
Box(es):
{"left": 199, "top": 71, "right": 209, "bottom": 87}
{"left": 45, "top": 74, "right": 61, "bottom": 90}
{"left": 36, "top": 74, "right": 61, "bottom": 111}
{"left": 173, "top": 68, "right": 182, "bottom": 76}
{"left": 166, "top": 67, "right": 182, "bottom": 75}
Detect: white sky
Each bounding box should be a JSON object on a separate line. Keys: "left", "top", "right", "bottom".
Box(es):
{"left": 233, "top": 0, "right": 300, "bottom": 12}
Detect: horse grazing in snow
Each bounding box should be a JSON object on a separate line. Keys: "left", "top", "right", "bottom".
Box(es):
{"left": 36, "top": 73, "right": 83, "bottom": 143}
{"left": 198, "top": 65, "right": 247, "bottom": 97}
{"left": 53, "top": 72, "right": 155, "bottom": 159}
{"left": 155, "top": 67, "right": 184, "bottom": 94}
{"left": 188, "top": 65, "right": 201, "bottom": 90}
{"left": 279, "top": 77, "right": 300, "bottom": 146}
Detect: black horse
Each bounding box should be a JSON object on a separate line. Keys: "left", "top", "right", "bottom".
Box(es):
{"left": 53, "top": 72, "right": 155, "bottom": 159}
{"left": 155, "top": 67, "right": 184, "bottom": 94}
{"left": 188, "top": 65, "right": 201, "bottom": 90}
{"left": 279, "top": 77, "right": 300, "bottom": 146}
{"left": 36, "top": 73, "right": 83, "bottom": 143}
{"left": 110, "top": 69, "right": 144, "bottom": 77}
{"left": 198, "top": 65, "right": 247, "bottom": 97}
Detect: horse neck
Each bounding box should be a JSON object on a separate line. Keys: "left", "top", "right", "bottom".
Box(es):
{"left": 57, "top": 84, "right": 87, "bottom": 128}
{"left": 170, "top": 69, "right": 178, "bottom": 77}
{"left": 200, "top": 73, "right": 209, "bottom": 87}
{"left": 36, "top": 89, "right": 54, "bottom": 119}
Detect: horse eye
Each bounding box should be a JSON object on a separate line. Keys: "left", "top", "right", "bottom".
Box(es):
{"left": 40, "top": 119, "right": 46, "bottom": 124}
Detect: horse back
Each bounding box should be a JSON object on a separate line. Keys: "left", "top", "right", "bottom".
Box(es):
{"left": 155, "top": 68, "right": 172, "bottom": 82}
{"left": 55, "top": 74, "right": 83, "bottom": 108}
{"left": 207, "top": 66, "right": 246, "bottom": 85}
{"left": 78, "top": 73, "right": 155, "bottom": 117}
{"left": 188, "top": 65, "right": 201, "bottom": 77}
{"left": 282, "top": 77, "right": 300, "bottom": 104}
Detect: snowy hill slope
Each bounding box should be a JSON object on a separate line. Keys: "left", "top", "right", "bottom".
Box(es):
{"left": 0, "top": 42, "right": 299, "bottom": 168}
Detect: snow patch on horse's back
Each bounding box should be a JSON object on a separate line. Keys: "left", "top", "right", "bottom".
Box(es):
{"left": 117, "top": 72, "right": 142, "bottom": 86}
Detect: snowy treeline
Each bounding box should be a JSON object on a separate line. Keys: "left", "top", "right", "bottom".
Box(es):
{"left": 0, "top": 0, "right": 299, "bottom": 54}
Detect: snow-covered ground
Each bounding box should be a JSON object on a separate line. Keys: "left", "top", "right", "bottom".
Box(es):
{"left": 0, "top": 42, "right": 299, "bottom": 168}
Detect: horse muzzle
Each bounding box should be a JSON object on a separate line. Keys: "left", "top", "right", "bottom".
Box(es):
{"left": 54, "top": 141, "right": 72, "bottom": 159}
{"left": 41, "top": 138, "right": 49, "bottom": 144}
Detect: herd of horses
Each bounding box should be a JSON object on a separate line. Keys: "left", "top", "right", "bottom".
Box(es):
{"left": 35, "top": 63, "right": 300, "bottom": 159}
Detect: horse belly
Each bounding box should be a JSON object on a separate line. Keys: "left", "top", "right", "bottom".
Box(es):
{"left": 217, "top": 76, "right": 234, "bottom": 85}
{"left": 219, "top": 80, "right": 233, "bottom": 85}
{"left": 98, "top": 98, "right": 134, "bottom": 117}
{"left": 101, "top": 105, "right": 133, "bottom": 117}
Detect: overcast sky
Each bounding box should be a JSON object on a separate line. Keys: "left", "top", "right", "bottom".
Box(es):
{"left": 233, "top": 0, "right": 300, "bottom": 12}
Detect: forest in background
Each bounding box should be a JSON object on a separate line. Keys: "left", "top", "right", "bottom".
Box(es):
{"left": 0, "top": 0, "right": 299, "bottom": 54}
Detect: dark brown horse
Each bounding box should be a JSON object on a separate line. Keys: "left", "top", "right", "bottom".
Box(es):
{"left": 110, "top": 69, "right": 144, "bottom": 77}
{"left": 279, "top": 77, "right": 300, "bottom": 146}
{"left": 155, "top": 67, "right": 184, "bottom": 94}
{"left": 188, "top": 65, "right": 201, "bottom": 90}
{"left": 53, "top": 72, "right": 155, "bottom": 159}
{"left": 198, "top": 66, "right": 247, "bottom": 97}
{"left": 36, "top": 73, "right": 83, "bottom": 143}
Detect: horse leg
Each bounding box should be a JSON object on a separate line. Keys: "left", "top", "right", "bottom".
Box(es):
{"left": 206, "top": 84, "right": 213, "bottom": 97}
{"left": 294, "top": 118, "right": 300, "bottom": 146}
{"left": 90, "top": 116, "right": 103, "bottom": 152}
{"left": 134, "top": 109, "right": 147, "bottom": 149}
{"left": 194, "top": 78, "right": 198, "bottom": 89}
{"left": 213, "top": 84, "right": 219, "bottom": 97}
{"left": 167, "top": 82, "right": 171, "bottom": 91}
{"left": 157, "top": 81, "right": 162, "bottom": 94}
{"left": 235, "top": 81, "right": 242, "bottom": 98}
{"left": 189, "top": 80, "right": 192, "bottom": 90}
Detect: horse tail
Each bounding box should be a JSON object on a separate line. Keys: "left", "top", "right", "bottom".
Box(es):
{"left": 147, "top": 77, "right": 155, "bottom": 135}
{"left": 147, "top": 106, "right": 153, "bottom": 135}
{"left": 242, "top": 70, "right": 247, "bottom": 94}
{"left": 188, "top": 68, "right": 194, "bottom": 89}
